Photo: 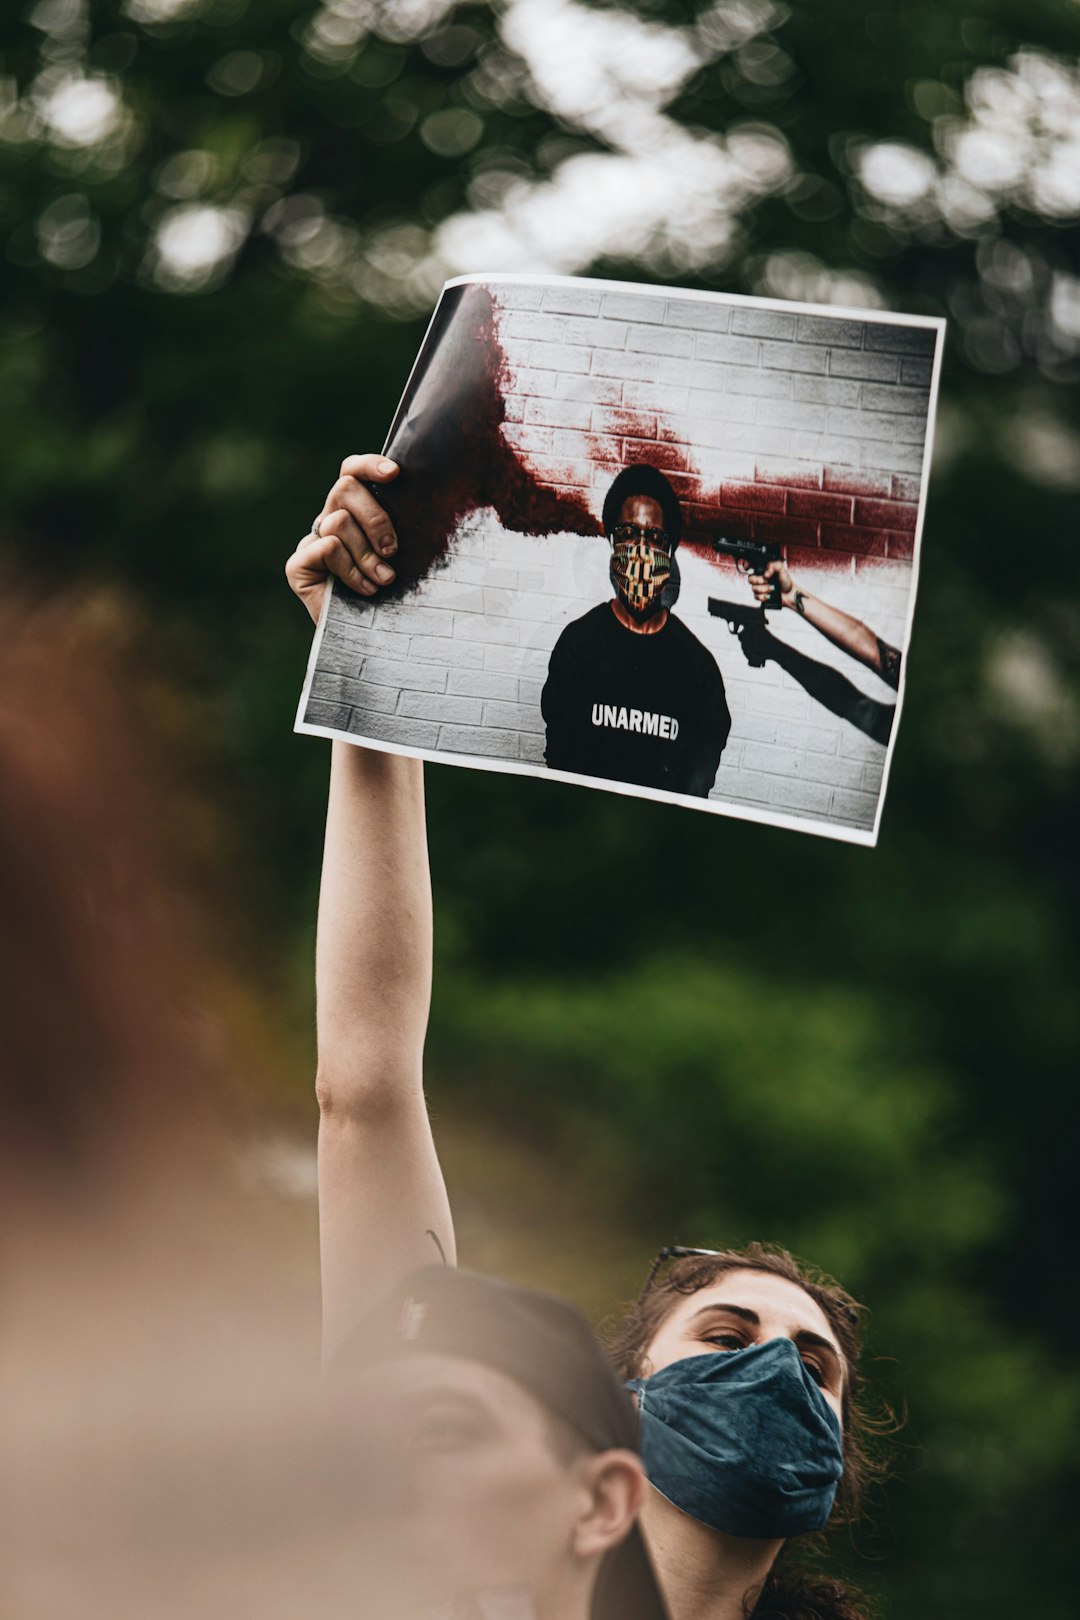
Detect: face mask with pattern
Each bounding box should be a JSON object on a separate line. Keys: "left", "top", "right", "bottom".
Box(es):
{"left": 610, "top": 539, "right": 672, "bottom": 616}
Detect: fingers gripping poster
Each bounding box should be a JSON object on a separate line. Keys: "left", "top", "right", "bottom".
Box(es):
{"left": 296, "top": 275, "right": 944, "bottom": 844}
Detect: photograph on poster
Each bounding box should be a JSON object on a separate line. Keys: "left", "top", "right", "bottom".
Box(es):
{"left": 296, "top": 274, "right": 944, "bottom": 844}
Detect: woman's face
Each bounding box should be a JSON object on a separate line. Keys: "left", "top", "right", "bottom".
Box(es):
{"left": 642, "top": 1269, "right": 846, "bottom": 1425}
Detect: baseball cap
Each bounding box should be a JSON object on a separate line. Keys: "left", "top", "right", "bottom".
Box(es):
{"left": 334, "top": 1267, "right": 669, "bottom": 1620}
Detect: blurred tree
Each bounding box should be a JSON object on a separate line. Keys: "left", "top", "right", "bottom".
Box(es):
{"left": 1, "top": 1, "right": 1078, "bottom": 1613}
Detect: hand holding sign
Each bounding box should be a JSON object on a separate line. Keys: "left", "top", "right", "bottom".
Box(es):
{"left": 286, "top": 454, "right": 400, "bottom": 623}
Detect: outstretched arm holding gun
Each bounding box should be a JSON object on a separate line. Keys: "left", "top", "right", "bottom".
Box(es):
{"left": 707, "top": 537, "right": 900, "bottom": 743}
{"left": 747, "top": 559, "right": 901, "bottom": 690}
{"left": 709, "top": 535, "right": 901, "bottom": 689}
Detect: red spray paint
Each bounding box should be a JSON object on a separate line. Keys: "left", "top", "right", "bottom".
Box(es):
{"left": 377, "top": 285, "right": 600, "bottom": 595}
{"left": 377, "top": 283, "right": 918, "bottom": 597}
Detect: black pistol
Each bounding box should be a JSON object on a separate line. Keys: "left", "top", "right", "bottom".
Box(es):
{"left": 711, "top": 533, "right": 784, "bottom": 609}
{"left": 707, "top": 596, "right": 770, "bottom": 668}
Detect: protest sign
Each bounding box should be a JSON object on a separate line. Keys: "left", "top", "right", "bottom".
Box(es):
{"left": 297, "top": 274, "right": 944, "bottom": 843}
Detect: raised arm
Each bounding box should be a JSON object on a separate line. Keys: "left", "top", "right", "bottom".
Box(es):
{"left": 287, "top": 455, "right": 455, "bottom": 1363}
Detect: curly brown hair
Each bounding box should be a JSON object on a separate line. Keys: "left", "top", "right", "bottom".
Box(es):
{"left": 605, "top": 1241, "right": 895, "bottom": 1620}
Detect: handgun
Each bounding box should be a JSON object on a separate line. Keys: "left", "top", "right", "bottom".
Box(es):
{"left": 712, "top": 534, "right": 783, "bottom": 610}
{"left": 707, "top": 597, "right": 770, "bottom": 669}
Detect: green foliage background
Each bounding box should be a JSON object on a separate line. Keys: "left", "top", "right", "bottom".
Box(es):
{"left": 2, "top": 1, "right": 1078, "bottom": 1612}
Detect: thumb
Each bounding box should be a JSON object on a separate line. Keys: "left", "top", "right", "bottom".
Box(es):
{"left": 338, "top": 453, "right": 400, "bottom": 483}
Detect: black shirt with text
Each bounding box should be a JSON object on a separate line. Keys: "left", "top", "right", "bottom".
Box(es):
{"left": 541, "top": 603, "right": 731, "bottom": 798}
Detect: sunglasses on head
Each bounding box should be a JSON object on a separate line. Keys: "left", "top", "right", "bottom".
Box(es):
{"left": 638, "top": 1246, "right": 723, "bottom": 1301}
{"left": 638, "top": 1245, "right": 859, "bottom": 1327}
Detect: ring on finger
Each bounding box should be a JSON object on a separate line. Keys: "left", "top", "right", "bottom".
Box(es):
{"left": 311, "top": 514, "right": 324, "bottom": 538}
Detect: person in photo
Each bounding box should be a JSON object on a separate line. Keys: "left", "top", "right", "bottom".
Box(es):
{"left": 541, "top": 464, "right": 731, "bottom": 799}
{"left": 286, "top": 452, "right": 888, "bottom": 1620}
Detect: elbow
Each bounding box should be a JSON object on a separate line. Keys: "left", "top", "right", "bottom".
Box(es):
{"left": 315, "top": 1050, "right": 422, "bottom": 1127}
{"left": 314, "top": 1068, "right": 346, "bottom": 1119}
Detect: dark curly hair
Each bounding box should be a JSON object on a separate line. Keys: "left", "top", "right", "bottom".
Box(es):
{"left": 605, "top": 1241, "right": 895, "bottom": 1620}
{"left": 601, "top": 463, "right": 683, "bottom": 547}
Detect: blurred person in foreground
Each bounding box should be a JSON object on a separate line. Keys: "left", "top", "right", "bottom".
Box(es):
{"left": 0, "top": 599, "right": 662, "bottom": 1620}
{"left": 288, "top": 457, "right": 893, "bottom": 1620}
{"left": 332, "top": 1264, "right": 666, "bottom": 1620}
{"left": 0, "top": 595, "right": 423, "bottom": 1620}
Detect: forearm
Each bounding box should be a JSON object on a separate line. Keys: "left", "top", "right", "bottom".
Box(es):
{"left": 314, "top": 742, "right": 454, "bottom": 1356}
{"left": 315, "top": 741, "right": 432, "bottom": 1101}
{"left": 793, "top": 592, "right": 883, "bottom": 675}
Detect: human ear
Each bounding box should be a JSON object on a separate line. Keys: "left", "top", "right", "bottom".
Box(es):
{"left": 572, "top": 1450, "right": 647, "bottom": 1560}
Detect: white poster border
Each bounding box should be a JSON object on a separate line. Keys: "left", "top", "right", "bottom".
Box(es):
{"left": 296, "top": 272, "right": 946, "bottom": 848}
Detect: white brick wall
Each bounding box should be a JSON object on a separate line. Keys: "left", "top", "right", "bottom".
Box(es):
{"left": 492, "top": 282, "right": 934, "bottom": 552}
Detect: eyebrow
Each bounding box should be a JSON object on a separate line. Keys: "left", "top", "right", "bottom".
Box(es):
{"left": 411, "top": 1385, "right": 490, "bottom": 1411}
{"left": 687, "top": 1304, "right": 844, "bottom": 1379}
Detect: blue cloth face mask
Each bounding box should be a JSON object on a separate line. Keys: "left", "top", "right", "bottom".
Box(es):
{"left": 625, "top": 1337, "right": 844, "bottom": 1539}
